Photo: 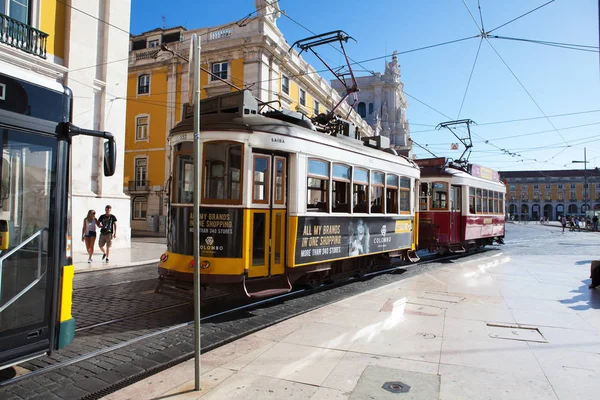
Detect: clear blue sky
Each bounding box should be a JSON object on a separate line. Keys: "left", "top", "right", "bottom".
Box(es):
{"left": 130, "top": 0, "right": 600, "bottom": 172}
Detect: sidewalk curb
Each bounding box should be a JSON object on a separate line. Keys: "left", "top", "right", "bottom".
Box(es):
{"left": 74, "top": 259, "right": 159, "bottom": 274}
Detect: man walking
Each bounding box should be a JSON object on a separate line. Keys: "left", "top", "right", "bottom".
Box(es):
{"left": 98, "top": 205, "right": 117, "bottom": 262}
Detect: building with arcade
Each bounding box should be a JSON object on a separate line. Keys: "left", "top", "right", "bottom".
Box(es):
{"left": 500, "top": 169, "right": 600, "bottom": 220}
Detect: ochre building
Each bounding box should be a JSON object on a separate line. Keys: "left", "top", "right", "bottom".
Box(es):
{"left": 500, "top": 169, "right": 600, "bottom": 220}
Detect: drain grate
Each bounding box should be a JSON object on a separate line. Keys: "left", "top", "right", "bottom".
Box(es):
{"left": 487, "top": 323, "right": 547, "bottom": 343}
{"left": 383, "top": 381, "right": 411, "bottom": 393}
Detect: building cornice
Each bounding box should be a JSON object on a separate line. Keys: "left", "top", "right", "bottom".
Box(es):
{"left": 0, "top": 43, "right": 68, "bottom": 81}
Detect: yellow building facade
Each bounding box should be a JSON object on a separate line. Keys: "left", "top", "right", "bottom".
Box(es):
{"left": 501, "top": 169, "right": 600, "bottom": 220}
{"left": 124, "top": 10, "right": 372, "bottom": 231}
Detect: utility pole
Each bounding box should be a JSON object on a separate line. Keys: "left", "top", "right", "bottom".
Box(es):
{"left": 188, "top": 33, "right": 202, "bottom": 391}
{"left": 572, "top": 147, "right": 589, "bottom": 216}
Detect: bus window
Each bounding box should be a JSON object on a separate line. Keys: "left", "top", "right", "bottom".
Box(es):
{"left": 400, "top": 177, "right": 410, "bottom": 213}
{"left": 468, "top": 187, "right": 475, "bottom": 214}
{"left": 370, "top": 171, "right": 384, "bottom": 213}
{"left": 203, "top": 142, "right": 243, "bottom": 203}
{"left": 431, "top": 182, "right": 448, "bottom": 209}
{"left": 307, "top": 159, "right": 329, "bottom": 212}
{"left": 386, "top": 174, "right": 398, "bottom": 214}
{"left": 353, "top": 168, "right": 369, "bottom": 213}
{"left": 332, "top": 164, "right": 351, "bottom": 213}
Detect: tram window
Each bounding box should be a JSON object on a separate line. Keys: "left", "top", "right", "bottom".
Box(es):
{"left": 469, "top": 187, "right": 475, "bottom": 214}
{"left": 353, "top": 168, "right": 369, "bottom": 213}
{"left": 307, "top": 159, "right": 329, "bottom": 212}
{"left": 499, "top": 195, "right": 504, "bottom": 215}
{"left": 176, "top": 153, "right": 194, "bottom": 204}
{"left": 333, "top": 164, "right": 351, "bottom": 213}
{"left": 489, "top": 192, "right": 495, "bottom": 214}
{"left": 400, "top": 177, "right": 410, "bottom": 213}
{"left": 386, "top": 174, "right": 399, "bottom": 214}
{"left": 370, "top": 171, "right": 384, "bottom": 213}
{"left": 420, "top": 182, "right": 429, "bottom": 211}
{"left": 493, "top": 192, "right": 499, "bottom": 214}
{"left": 274, "top": 157, "right": 286, "bottom": 205}
{"left": 476, "top": 188, "right": 482, "bottom": 213}
{"left": 431, "top": 182, "right": 448, "bottom": 209}
{"left": 203, "top": 142, "right": 243, "bottom": 203}
{"left": 252, "top": 155, "right": 270, "bottom": 204}
{"left": 482, "top": 189, "right": 488, "bottom": 213}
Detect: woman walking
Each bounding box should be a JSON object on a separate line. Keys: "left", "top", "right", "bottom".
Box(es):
{"left": 82, "top": 210, "right": 98, "bottom": 263}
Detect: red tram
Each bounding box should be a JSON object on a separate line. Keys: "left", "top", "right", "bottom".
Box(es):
{"left": 416, "top": 158, "right": 506, "bottom": 254}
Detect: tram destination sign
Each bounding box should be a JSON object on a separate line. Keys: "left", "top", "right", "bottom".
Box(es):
{"left": 294, "top": 216, "right": 413, "bottom": 265}
{"left": 199, "top": 208, "right": 243, "bottom": 258}
{"left": 469, "top": 164, "right": 500, "bottom": 182}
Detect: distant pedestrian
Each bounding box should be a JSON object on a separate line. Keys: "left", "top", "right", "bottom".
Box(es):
{"left": 82, "top": 210, "right": 97, "bottom": 263}
{"left": 98, "top": 205, "right": 117, "bottom": 263}
{"left": 561, "top": 215, "right": 567, "bottom": 233}
{"left": 593, "top": 215, "right": 599, "bottom": 232}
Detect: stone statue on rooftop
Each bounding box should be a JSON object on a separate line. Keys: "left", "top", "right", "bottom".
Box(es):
{"left": 255, "top": 0, "right": 281, "bottom": 22}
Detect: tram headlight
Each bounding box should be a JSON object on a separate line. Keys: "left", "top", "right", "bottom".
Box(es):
{"left": 189, "top": 259, "right": 210, "bottom": 269}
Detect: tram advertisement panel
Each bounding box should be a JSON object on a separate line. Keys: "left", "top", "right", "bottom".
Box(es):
{"left": 294, "top": 216, "right": 413, "bottom": 265}
{"left": 199, "top": 208, "right": 243, "bottom": 258}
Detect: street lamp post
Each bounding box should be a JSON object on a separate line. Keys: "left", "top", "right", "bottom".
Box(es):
{"left": 572, "top": 147, "right": 589, "bottom": 216}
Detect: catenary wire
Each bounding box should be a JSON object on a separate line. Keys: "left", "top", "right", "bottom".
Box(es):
{"left": 486, "top": 0, "right": 555, "bottom": 34}
{"left": 457, "top": 37, "right": 483, "bottom": 119}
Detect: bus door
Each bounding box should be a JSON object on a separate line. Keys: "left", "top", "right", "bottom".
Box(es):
{"left": 449, "top": 185, "right": 462, "bottom": 242}
{"left": 248, "top": 152, "right": 287, "bottom": 278}
{"left": 0, "top": 130, "right": 57, "bottom": 368}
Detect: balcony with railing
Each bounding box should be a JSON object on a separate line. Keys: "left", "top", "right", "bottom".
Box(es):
{"left": 127, "top": 180, "right": 151, "bottom": 193}
{"left": 0, "top": 13, "right": 48, "bottom": 59}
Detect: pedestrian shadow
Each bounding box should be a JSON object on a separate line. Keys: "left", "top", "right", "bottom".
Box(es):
{"left": 559, "top": 281, "right": 600, "bottom": 311}
{"left": 575, "top": 260, "right": 596, "bottom": 265}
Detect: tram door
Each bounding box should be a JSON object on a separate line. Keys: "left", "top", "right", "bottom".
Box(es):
{"left": 249, "top": 152, "right": 287, "bottom": 278}
{"left": 0, "top": 131, "right": 56, "bottom": 367}
{"left": 449, "top": 185, "right": 462, "bottom": 242}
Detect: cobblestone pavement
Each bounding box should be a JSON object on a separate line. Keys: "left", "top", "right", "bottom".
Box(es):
{"left": 3, "top": 223, "right": 589, "bottom": 399}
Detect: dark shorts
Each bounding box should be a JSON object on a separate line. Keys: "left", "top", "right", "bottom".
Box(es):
{"left": 85, "top": 231, "right": 97, "bottom": 238}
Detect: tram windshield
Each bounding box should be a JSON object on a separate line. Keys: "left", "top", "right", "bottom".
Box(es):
{"left": 0, "top": 129, "right": 55, "bottom": 338}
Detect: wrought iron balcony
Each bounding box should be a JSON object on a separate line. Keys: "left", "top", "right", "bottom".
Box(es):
{"left": 0, "top": 13, "right": 48, "bottom": 59}
{"left": 128, "top": 180, "right": 151, "bottom": 192}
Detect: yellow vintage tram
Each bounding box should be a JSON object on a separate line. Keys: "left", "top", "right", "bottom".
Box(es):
{"left": 157, "top": 91, "right": 420, "bottom": 300}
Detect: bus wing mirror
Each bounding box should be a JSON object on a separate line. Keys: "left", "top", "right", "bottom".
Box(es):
{"left": 104, "top": 138, "right": 117, "bottom": 177}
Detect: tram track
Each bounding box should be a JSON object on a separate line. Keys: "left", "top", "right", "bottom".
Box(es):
{"left": 0, "top": 248, "right": 498, "bottom": 399}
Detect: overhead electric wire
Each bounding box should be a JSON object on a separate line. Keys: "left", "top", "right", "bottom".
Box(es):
{"left": 60, "top": 0, "right": 280, "bottom": 74}
{"left": 457, "top": 37, "right": 483, "bottom": 119}
{"left": 461, "top": 0, "right": 483, "bottom": 32}
{"left": 483, "top": 38, "right": 569, "bottom": 147}
{"left": 486, "top": 0, "right": 555, "bottom": 34}
{"left": 489, "top": 35, "right": 599, "bottom": 53}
